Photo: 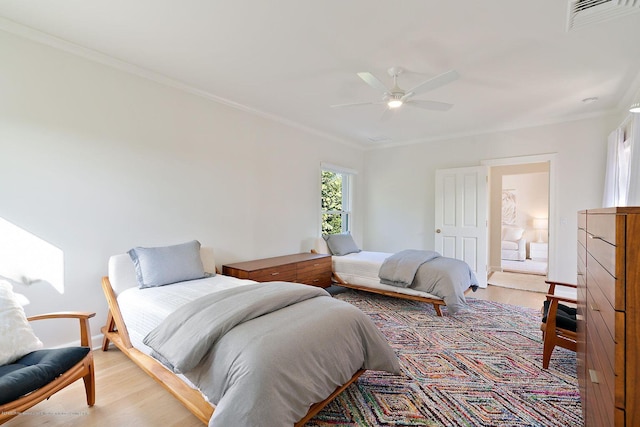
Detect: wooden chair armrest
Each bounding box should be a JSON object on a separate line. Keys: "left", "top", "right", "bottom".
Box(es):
{"left": 27, "top": 312, "right": 96, "bottom": 321}
{"left": 545, "top": 280, "right": 577, "bottom": 288}
{"left": 27, "top": 312, "right": 96, "bottom": 347}
{"left": 545, "top": 280, "right": 577, "bottom": 297}
{"left": 545, "top": 294, "right": 577, "bottom": 305}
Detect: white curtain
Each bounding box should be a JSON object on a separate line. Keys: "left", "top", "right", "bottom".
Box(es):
{"left": 626, "top": 114, "right": 640, "bottom": 206}
{"left": 602, "top": 127, "right": 624, "bottom": 207}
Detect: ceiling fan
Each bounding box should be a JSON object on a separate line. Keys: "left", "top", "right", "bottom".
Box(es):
{"left": 332, "top": 66, "right": 459, "bottom": 118}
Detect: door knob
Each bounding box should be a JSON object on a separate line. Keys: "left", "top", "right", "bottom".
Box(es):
{"left": 436, "top": 229, "right": 441, "bottom": 233}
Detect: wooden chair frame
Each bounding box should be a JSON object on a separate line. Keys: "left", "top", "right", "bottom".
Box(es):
{"left": 541, "top": 280, "right": 577, "bottom": 369}
{"left": 0, "top": 312, "right": 96, "bottom": 425}
{"left": 100, "top": 275, "right": 365, "bottom": 426}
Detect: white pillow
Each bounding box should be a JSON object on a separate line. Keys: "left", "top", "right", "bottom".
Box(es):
{"left": 0, "top": 280, "right": 43, "bottom": 365}
{"left": 502, "top": 226, "right": 524, "bottom": 242}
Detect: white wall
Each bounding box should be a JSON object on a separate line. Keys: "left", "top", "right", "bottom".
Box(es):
{"left": 363, "top": 117, "right": 615, "bottom": 284}
{"left": 0, "top": 31, "right": 365, "bottom": 346}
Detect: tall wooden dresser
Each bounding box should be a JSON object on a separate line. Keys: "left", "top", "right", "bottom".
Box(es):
{"left": 577, "top": 207, "right": 640, "bottom": 426}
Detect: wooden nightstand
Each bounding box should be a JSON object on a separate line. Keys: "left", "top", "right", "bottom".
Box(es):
{"left": 222, "top": 253, "right": 332, "bottom": 288}
{"left": 529, "top": 242, "right": 548, "bottom": 261}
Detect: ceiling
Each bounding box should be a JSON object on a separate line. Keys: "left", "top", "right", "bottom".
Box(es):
{"left": 2, "top": 1, "right": 640, "bottom": 148}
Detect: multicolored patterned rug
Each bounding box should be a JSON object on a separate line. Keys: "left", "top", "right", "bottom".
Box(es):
{"left": 308, "top": 291, "right": 582, "bottom": 427}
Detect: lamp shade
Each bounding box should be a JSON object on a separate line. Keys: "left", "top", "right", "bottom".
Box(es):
{"left": 533, "top": 218, "right": 548, "bottom": 230}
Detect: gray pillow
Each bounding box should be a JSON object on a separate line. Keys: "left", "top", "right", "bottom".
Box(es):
{"left": 128, "top": 240, "right": 206, "bottom": 288}
{"left": 323, "top": 234, "right": 361, "bottom": 256}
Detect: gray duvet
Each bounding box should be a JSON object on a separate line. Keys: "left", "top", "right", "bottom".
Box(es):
{"left": 143, "top": 281, "right": 400, "bottom": 427}
{"left": 379, "top": 249, "right": 478, "bottom": 314}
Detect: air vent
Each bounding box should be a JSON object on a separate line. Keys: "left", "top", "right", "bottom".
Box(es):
{"left": 567, "top": 0, "right": 640, "bottom": 31}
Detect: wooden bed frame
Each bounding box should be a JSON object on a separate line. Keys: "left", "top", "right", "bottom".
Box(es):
{"left": 330, "top": 272, "right": 448, "bottom": 316}
{"left": 100, "top": 275, "right": 365, "bottom": 426}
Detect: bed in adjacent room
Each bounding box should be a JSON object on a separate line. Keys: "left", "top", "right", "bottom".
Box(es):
{"left": 314, "top": 235, "right": 478, "bottom": 316}
{"left": 101, "top": 240, "right": 400, "bottom": 427}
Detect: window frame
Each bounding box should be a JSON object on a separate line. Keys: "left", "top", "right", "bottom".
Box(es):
{"left": 320, "top": 163, "right": 356, "bottom": 235}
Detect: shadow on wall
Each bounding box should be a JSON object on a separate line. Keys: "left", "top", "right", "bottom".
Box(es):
{"left": 0, "top": 217, "right": 64, "bottom": 295}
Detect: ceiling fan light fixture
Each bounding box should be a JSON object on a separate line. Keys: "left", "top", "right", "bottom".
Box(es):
{"left": 388, "top": 99, "right": 403, "bottom": 108}
{"left": 630, "top": 102, "right": 640, "bottom": 113}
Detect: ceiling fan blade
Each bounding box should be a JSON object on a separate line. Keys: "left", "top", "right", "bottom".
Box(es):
{"left": 331, "top": 100, "right": 380, "bottom": 108}
{"left": 407, "top": 70, "right": 459, "bottom": 95}
{"left": 357, "top": 72, "right": 389, "bottom": 92}
{"left": 405, "top": 100, "right": 454, "bottom": 111}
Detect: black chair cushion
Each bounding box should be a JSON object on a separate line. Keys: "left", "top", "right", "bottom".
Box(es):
{"left": 0, "top": 347, "right": 90, "bottom": 405}
{"left": 542, "top": 301, "right": 577, "bottom": 332}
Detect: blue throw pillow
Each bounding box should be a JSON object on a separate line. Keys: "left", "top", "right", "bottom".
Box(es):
{"left": 128, "top": 240, "right": 206, "bottom": 288}
{"left": 323, "top": 234, "right": 361, "bottom": 256}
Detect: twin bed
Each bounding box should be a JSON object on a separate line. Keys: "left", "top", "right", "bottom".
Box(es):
{"left": 101, "top": 241, "right": 399, "bottom": 427}
{"left": 314, "top": 235, "right": 479, "bottom": 316}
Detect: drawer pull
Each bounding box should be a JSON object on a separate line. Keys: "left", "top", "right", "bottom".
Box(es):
{"left": 588, "top": 235, "right": 604, "bottom": 241}
{"left": 271, "top": 272, "right": 280, "bottom": 276}
{"left": 589, "top": 369, "right": 599, "bottom": 384}
{"left": 589, "top": 303, "right": 599, "bottom": 311}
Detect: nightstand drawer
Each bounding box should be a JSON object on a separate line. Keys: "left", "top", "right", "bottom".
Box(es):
{"left": 296, "top": 271, "right": 332, "bottom": 287}
{"left": 297, "top": 257, "right": 331, "bottom": 274}
{"left": 248, "top": 264, "right": 297, "bottom": 282}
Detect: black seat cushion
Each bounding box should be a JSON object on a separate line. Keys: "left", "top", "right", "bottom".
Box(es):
{"left": 0, "top": 347, "right": 90, "bottom": 405}
{"left": 542, "top": 301, "right": 577, "bottom": 332}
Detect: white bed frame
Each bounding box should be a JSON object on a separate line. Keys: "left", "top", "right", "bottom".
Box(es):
{"left": 100, "top": 248, "right": 364, "bottom": 426}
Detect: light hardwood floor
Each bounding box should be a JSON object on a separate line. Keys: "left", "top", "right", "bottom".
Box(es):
{"left": 4, "top": 284, "right": 546, "bottom": 427}
{"left": 471, "top": 283, "right": 547, "bottom": 310}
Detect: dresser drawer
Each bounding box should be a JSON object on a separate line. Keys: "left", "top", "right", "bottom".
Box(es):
{"left": 586, "top": 290, "right": 615, "bottom": 373}
{"left": 586, "top": 252, "right": 618, "bottom": 313}
{"left": 614, "top": 311, "right": 626, "bottom": 408}
{"left": 585, "top": 327, "right": 615, "bottom": 426}
{"left": 578, "top": 210, "right": 587, "bottom": 229}
{"left": 587, "top": 235, "right": 617, "bottom": 281}
{"left": 587, "top": 213, "right": 618, "bottom": 246}
{"left": 578, "top": 227, "right": 587, "bottom": 250}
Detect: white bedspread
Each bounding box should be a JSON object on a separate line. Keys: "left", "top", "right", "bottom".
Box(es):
{"left": 332, "top": 251, "right": 443, "bottom": 300}
{"left": 117, "top": 275, "right": 256, "bottom": 354}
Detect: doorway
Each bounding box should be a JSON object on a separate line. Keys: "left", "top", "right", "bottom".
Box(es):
{"left": 499, "top": 165, "right": 549, "bottom": 274}
{"left": 482, "top": 154, "right": 556, "bottom": 293}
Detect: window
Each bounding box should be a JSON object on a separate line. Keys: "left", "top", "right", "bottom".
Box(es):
{"left": 321, "top": 164, "right": 355, "bottom": 235}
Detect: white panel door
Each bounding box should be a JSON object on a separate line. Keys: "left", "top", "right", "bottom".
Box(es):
{"left": 435, "top": 166, "right": 488, "bottom": 287}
